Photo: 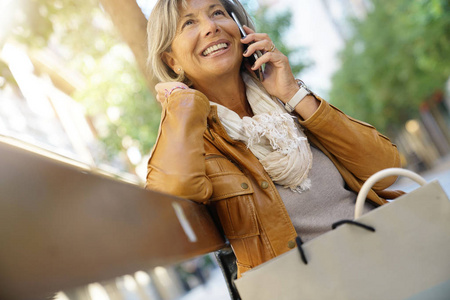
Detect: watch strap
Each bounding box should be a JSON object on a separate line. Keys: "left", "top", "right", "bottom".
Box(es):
{"left": 285, "top": 86, "right": 310, "bottom": 113}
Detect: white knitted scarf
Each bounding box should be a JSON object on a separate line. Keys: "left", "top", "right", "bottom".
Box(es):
{"left": 211, "top": 73, "right": 313, "bottom": 192}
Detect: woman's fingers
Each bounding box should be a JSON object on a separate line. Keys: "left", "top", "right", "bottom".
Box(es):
{"left": 251, "top": 51, "right": 287, "bottom": 72}
{"left": 240, "top": 26, "right": 298, "bottom": 101}
{"left": 241, "top": 26, "right": 279, "bottom": 69}
{"left": 155, "top": 82, "right": 189, "bottom": 103}
{"left": 241, "top": 26, "right": 275, "bottom": 52}
{"left": 243, "top": 39, "right": 275, "bottom": 57}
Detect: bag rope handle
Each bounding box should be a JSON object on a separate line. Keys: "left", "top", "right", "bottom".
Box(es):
{"left": 355, "top": 168, "right": 427, "bottom": 219}
{"left": 296, "top": 168, "right": 426, "bottom": 265}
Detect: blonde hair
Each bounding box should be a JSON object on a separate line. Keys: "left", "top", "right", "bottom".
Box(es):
{"left": 147, "top": 0, "right": 255, "bottom": 86}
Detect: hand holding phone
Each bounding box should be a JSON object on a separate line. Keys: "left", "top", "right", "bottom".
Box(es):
{"left": 231, "top": 12, "right": 264, "bottom": 81}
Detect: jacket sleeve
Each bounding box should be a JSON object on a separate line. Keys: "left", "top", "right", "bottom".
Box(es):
{"left": 298, "top": 98, "right": 401, "bottom": 191}
{"left": 145, "top": 90, "right": 213, "bottom": 203}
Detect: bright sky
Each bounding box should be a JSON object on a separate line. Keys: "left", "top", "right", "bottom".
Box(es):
{"left": 282, "top": 0, "right": 345, "bottom": 96}
{"left": 138, "top": 0, "right": 345, "bottom": 97}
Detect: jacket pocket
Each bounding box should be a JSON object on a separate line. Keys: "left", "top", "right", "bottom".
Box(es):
{"left": 206, "top": 156, "right": 259, "bottom": 239}
{"left": 210, "top": 181, "right": 259, "bottom": 239}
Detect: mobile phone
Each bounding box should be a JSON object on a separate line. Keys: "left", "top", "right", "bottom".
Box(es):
{"left": 231, "top": 12, "right": 264, "bottom": 81}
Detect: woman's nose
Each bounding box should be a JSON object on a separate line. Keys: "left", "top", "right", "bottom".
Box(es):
{"left": 201, "top": 18, "right": 220, "bottom": 37}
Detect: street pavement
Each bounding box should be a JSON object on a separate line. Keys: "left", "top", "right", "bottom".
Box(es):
{"left": 178, "top": 268, "right": 230, "bottom": 300}
{"left": 390, "top": 154, "right": 450, "bottom": 196}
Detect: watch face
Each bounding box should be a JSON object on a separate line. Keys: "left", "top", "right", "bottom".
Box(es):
{"left": 296, "top": 79, "right": 311, "bottom": 94}
{"left": 296, "top": 79, "right": 305, "bottom": 88}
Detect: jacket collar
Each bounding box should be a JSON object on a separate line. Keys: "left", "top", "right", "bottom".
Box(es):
{"left": 207, "top": 105, "right": 241, "bottom": 145}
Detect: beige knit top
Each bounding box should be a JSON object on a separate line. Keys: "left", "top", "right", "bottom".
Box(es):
{"left": 276, "top": 144, "right": 376, "bottom": 242}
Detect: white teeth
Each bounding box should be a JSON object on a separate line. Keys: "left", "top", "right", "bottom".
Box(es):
{"left": 202, "top": 43, "right": 228, "bottom": 56}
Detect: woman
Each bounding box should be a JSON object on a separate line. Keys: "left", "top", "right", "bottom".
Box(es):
{"left": 145, "top": 0, "right": 402, "bottom": 277}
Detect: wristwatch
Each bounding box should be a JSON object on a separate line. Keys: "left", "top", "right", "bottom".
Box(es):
{"left": 284, "top": 79, "right": 311, "bottom": 113}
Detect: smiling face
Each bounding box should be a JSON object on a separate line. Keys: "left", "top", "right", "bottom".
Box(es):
{"left": 162, "top": 0, "right": 243, "bottom": 87}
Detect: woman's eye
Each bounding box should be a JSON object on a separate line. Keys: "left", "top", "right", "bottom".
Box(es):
{"left": 213, "top": 10, "right": 225, "bottom": 16}
{"left": 182, "top": 20, "right": 194, "bottom": 28}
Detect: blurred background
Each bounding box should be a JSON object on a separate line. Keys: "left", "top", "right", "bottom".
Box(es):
{"left": 0, "top": 0, "right": 449, "bottom": 299}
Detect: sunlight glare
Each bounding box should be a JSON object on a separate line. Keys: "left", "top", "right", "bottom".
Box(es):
{"left": 53, "top": 291, "right": 70, "bottom": 300}
{"left": 406, "top": 120, "right": 420, "bottom": 134}
{"left": 135, "top": 270, "right": 151, "bottom": 285}
{"left": 123, "top": 274, "right": 138, "bottom": 291}
{"left": 88, "top": 283, "right": 110, "bottom": 300}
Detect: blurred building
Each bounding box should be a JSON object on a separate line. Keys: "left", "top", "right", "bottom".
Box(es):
{"left": 0, "top": 42, "right": 141, "bottom": 181}
{"left": 395, "top": 88, "right": 450, "bottom": 172}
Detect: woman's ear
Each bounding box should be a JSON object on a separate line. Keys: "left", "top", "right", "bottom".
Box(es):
{"left": 162, "top": 52, "right": 180, "bottom": 74}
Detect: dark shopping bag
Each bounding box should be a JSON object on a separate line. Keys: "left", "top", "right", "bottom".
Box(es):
{"left": 235, "top": 168, "right": 450, "bottom": 300}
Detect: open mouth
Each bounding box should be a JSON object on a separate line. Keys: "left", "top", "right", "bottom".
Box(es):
{"left": 202, "top": 43, "right": 229, "bottom": 56}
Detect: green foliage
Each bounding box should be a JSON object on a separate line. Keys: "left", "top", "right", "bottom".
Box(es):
{"left": 10, "top": 0, "right": 100, "bottom": 50}
{"left": 330, "top": 0, "right": 450, "bottom": 135}
{"left": 73, "top": 45, "right": 161, "bottom": 159}
{"left": 6, "top": 0, "right": 159, "bottom": 164}
{"left": 245, "top": 4, "right": 309, "bottom": 75}
{"left": 5, "top": 0, "right": 308, "bottom": 169}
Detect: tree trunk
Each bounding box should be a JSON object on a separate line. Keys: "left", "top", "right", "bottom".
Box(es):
{"left": 98, "top": 0, "right": 158, "bottom": 94}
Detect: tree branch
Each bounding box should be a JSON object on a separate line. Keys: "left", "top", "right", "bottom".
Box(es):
{"left": 98, "top": 0, "right": 158, "bottom": 94}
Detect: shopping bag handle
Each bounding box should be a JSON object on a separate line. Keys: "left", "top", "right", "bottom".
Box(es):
{"left": 355, "top": 168, "right": 427, "bottom": 219}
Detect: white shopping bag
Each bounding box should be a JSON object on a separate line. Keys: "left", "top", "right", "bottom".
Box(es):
{"left": 235, "top": 168, "right": 450, "bottom": 300}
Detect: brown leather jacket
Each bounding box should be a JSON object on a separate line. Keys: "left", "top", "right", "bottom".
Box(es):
{"left": 146, "top": 90, "right": 402, "bottom": 276}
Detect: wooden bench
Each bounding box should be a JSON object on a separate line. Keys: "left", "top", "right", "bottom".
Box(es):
{"left": 0, "top": 138, "right": 233, "bottom": 300}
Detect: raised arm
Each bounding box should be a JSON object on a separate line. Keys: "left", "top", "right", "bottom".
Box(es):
{"left": 145, "top": 88, "right": 213, "bottom": 203}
